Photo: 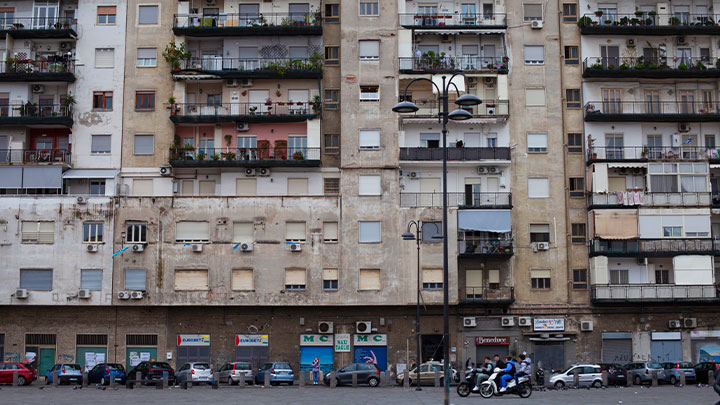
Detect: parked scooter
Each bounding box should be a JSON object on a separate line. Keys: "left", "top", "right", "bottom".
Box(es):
{"left": 456, "top": 367, "right": 492, "bottom": 397}
{"left": 478, "top": 367, "right": 532, "bottom": 398}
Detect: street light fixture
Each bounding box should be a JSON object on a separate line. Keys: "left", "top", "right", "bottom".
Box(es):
{"left": 393, "top": 75, "right": 481, "bottom": 405}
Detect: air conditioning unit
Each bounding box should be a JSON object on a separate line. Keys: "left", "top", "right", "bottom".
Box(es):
{"left": 683, "top": 318, "right": 697, "bottom": 328}
{"left": 240, "top": 242, "right": 254, "bottom": 252}
{"left": 117, "top": 291, "right": 130, "bottom": 300}
{"left": 477, "top": 166, "right": 486, "bottom": 174}
{"left": 409, "top": 171, "right": 420, "bottom": 179}
{"left": 626, "top": 38, "right": 636, "bottom": 47}
{"left": 318, "top": 321, "right": 334, "bottom": 334}
{"left": 226, "top": 79, "right": 239, "bottom": 87}
{"left": 636, "top": 257, "right": 647, "bottom": 266}
{"left": 160, "top": 166, "right": 172, "bottom": 176}
{"left": 78, "top": 289, "right": 91, "bottom": 299}
{"left": 32, "top": 84, "right": 45, "bottom": 94}
{"left": 258, "top": 168, "right": 271, "bottom": 177}
{"left": 501, "top": 316, "right": 515, "bottom": 327}
{"left": 678, "top": 124, "right": 690, "bottom": 133}
{"left": 15, "top": 289, "right": 29, "bottom": 299}
{"left": 463, "top": 317, "right": 477, "bottom": 328}
{"left": 236, "top": 122, "right": 249, "bottom": 131}
{"left": 76, "top": 196, "right": 87, "bottom": 204}
{"left": 467, "top": 77, "right": 477, "bottom": 86}
{"left": 531, "top": 20, "right": 543, "bottom": 29}
{"left": 86, "top": 244, "right": 98, "bottom": 253}
{"left": 518, "top": 317, "right": 532, "bottom": 327}
{"left": 536, "top": 242, "right": 550, "bottom": 251}
{"left": 441, "top": 34, "right": 451, "bottom": 43}
{"left": 132, "top": 244, "right": 144, "bottom": 253}
{"left": 677, "top": 36, "right": 688, "bottom": 45}
{"left": 191, "top": 244, "right": 203, "bottom": 252}
{"left": 289, "top": 243, "right": 302, "bottom": 252}
{"left": 356, "top": 321, "right": 372, "bottom": 334}
{"left": 581, "top": 321, "right": 593, "bottom": 331}
{"left": 240, "top": 79, "right": 253, "bottom": 87}
{"left": 245, "top": 168, "right": 256, "bottom": 177}
{"left": 668, "top": 320, "right": 682, "bottom": 329}
{"left": 484, "top": 77, "right": 495, "bottom": 85}
{"left": 487, "top": 167, "right": 497, "bottom": 173}
{"left": 130, "top": 291, "right": 144, "bottom": 299}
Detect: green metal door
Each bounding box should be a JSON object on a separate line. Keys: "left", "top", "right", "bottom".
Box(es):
{"left": 38, "top": 348, "right": 55, "bottom": 376}
{"left": 76, "top": 347, "right": 107, "bottom": 371}
{"left": 126, "top": 347, "right": 158, "bottom": 370}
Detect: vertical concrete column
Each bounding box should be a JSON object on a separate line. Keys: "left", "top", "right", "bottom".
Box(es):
{"left": 403, "top": 369, "right": 409, "bottom": 388}
{"left": 709, "top": 370, "right": 715, "bottom": 387}
{"left": 329, "top": 371, "right": 336, "bottom": 388}
{"left": 264, "top": 370, "right": 270, "bottom": 386}
{"left": 299, "top": 370, "right": 305, "bottom": 387}
{"left": 162, "top": 373, "right": 168, "bottom": 389}
{"left": 352, "top": 372, "right": 358, "bottom": 388}
{"left": 238, "top": 372, "right": 246, "bottom": 387}
{"left": 12, "top": 371, "right": 18, "bottom": 386}
{"left": 135, "top": 371, "right": 141, "bottom": 385}
{"left": 651, "top": 370, "right": 659, "bottom": 386}
{"left": 679, "top": 372, "right": 686, "bottom": 386}
{"left": 109, "top": 375, "right": 115, "bottom": 388}
{"left": 82, "top": 372, "right": 88, "bottom": 387}
{"left": 53, "top": 370, "right": 59, "bottom": 387}
{"left": 601, "top": 370, "right": 608, "bottom": 387}
{"left": 626, "top": 373, "right": 632, "bottom": 387}
{"left": 434, "top": 370, "right": 441, "bottom": 387}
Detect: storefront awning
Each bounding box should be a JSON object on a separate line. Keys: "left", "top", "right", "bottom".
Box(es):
{"left": 0, "top": 167, "right": 22, "bottom": 188}
{"left": 607, "top": 162, "right": 647, "bottom": 169}
{"left": 63, "top": 169, "right": 118, "bottom": 179}
{"left": 711, "top": 164, "right": 720, "bottom": 169}
{"left": 23, "top": 166, "right": 62, "bottom": 188}
{"left": 458, "top": 210, "right": 511, "bottom": 232}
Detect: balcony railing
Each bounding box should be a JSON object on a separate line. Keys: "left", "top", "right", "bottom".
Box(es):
{"left": 169, "top": 102, "right": 319, "bottom": 123}
{"left": 399, "top": 56, "right": 508, "bottom": 73}
{"left": 400, "top": 192, "right": 511, "bottom": 208}
{"left": 589, "top": 192, "right": 711, "bottom": 208}
{"left": 462, "top": 286, "right": 515, "bottom": 304}
{"left": 0, "top": 103, "right": 73, "bottom": 126}
{"left": 458, "top": 239, "right": 513, "bottom": 256}
{"left": 400, "top": 147, "right": 510, "bottom": 161}
{"left": 592, "top": 284, "right": 717, "bottom": 302}
{"left": 176, "top": 57, "right": 322, "bottom": 75}
{"left": 399, "top": 99, "right": 509, "bottom": 118}
{"left": 584, "top": 57, "right": 720, "bottom": 77}
{"left": 0, "top": 148, "right": 70, "bottom": 164}
{"left": 0, "top": 17, "right": 76, "bottom": 31}
{"left": 169, "top": 147, "right": 320, "bottom": 163}
{"left": 589, "top": 238, "right": 718, "bottom": 256}
{"left": 588, "top": 145, "right": 713, "bottom": 161}
{"left": 579, "top": 13, "right": 720, "bottom": 29}
{"left": 584, "top": 101, "right": 720, "bottom": 122}
{"left": 399, "top": 13, "right": 507, "bottom": 28}
{"left": 173, "top": 13, "right": 322, "bottom": 35}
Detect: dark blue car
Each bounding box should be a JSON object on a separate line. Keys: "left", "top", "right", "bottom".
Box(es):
{"left": 88, "top": 363, "right": 126, "bottom": 385}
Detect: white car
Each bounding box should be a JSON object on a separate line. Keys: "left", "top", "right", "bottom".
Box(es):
{"left": 549, "top": 364, "right": 603, "bottom": 388}
{"left": 176, "top": 362, "right": 214, "bottom": 384}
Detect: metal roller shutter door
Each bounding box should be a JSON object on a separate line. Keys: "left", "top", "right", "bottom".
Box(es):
{"left": 602, "top": 339, "right": 632, "bottom": 363}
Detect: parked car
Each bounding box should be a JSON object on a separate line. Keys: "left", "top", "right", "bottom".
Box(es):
{"left": 661, "top": 362, "right": 696, "bottom": 385}
{"left": 176, "top": 362, "right": 214, "bottom": 384}
{"left": 217, "top": 362, "right": 253, "bottom": 385}
{"left": 45, "top": 363, "right": 82, "bottom": 385}
{"left": 254, "top": 362, "right": 294, "bottom": 385}
{"left": 87, "top": 363, "right": 126, "bottom": 385}
{"left": 694, "top": 362, "right": 719, "bottom": 384}
{"left": 0, "top": 362, "right": 37, "bottom": 385}
{"left": 623, "top": 362, "right": 664, "bottom": 385}
{"left": 549, "top": 364, "right": 603, "bottom": 388}
{"left": 324, "top": 363, "right": 381, "bottom": 387}
{"left": 127, "top": 361, "right": 175, "bottom": 385}
{"left": 598, "top": 363, "right": 628, "bottom": 386}
{"left": 394, "top": 362, "right": 455, "bottom": 386}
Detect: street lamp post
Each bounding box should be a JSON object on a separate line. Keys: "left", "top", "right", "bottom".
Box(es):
{"left": 402, "top": 221, "right": 423, "bottom": 391}
{"left": 394, "top": 75, "right": 481, "bottom": 405}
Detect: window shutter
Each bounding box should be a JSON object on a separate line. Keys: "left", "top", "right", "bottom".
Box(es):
{"left": 124, "top": 269, "right": 146, "bottom": 290}
{"left": 423, "top": 268, "right": 443, "bottom": 283}
{"left": 239, "top": 47, "right": 259, "bottom": 58}
{"left": 176, "top": 221, "right": 210, "bottom": 242}
{"left": 466, "top": 270, "right": 483, "bottom": 287}
{"left": 524, "top": 4, "right": 543, "bottom": 19}
{"left": 525, "top": 88, "right": 546, "bottom": 106}
{"left": 132, "top": 179, "right": 153, "bottom": 196}
{"left": 174, "top": 269, "right": 209, "bottom": 291}
{"left": 20, "top": 269, "right": 53, "bottom": 290}
{"left": 323, "top": 222, "right": 338, "bottom": 241}
{"left": 359, "top": 269, "right": 381, "bottom": 290}
{"left": 232, "top": 269, "right": 254, "bottom": 290}
{"left": 95, "top": 48, "right": 114, "bottom": 68}
{"left": 181, "top": 180, "right": 194, "bottom": 196}
{"left": 488, "top": 269, "right": 500, "bottom": 284}
{"left": 81, "top": 269, "right": 103, "bottom": 290}
{"left": 530, "top": 224, "right": 550, "bottom": 233}
{"left": 199, "top": 180, "right": 215, "bottom": 196}
{"left": 358, "top": 221, "right": 381, "bottom": 243}
{"left": 285, "top": 269, "right": 306, "bottom": 285}
{"left": 233, "top": 222, "right": 254, "bottom": 243}
{"left": 98, "top": 6, "right": 116, "bottom": 14}
{"left": 288, "top": 47, "right": 308, "bottom": 59}
{"left": 323, "top": 268, "right": 338, "bottom": 281}
{"left": 236, "top": 178, "right": 257, "bottom": 196}
{"left": 528, "top": 178, "right": 549, "bottom": 198}
{"left": 524, "top": 46, "right": 544, "bottom": 62}
{"left": 527, "top": 133, "right": 548, "bottom": 151}
{"left": 134, "top": 134, "right": 154, "bottom": 154}
{"left": 358, "top": 175, "right": 381, "bottom": 195}
{"left": 137, "top": 48, "right": 156, "bottom": 59}
{"left": 91, "top": 135, "right": 111, "bottom": 153}
{"left": 286, "top": 222, "right": 306, "bottom": 241}
{"left": 359, "top": 130, "right": 380, "bottom": 148}
{"left": 359, "top": 41, "right": 379, "bottom": 58}
{"left": 287, "top": 178, "right": 308, "bottom": 195}
{"left": 138, "top": 5, "right": 159, "bottom": 24}
{"left": 531, "top": 269, "right": 551, "bottom": 279}
{"left": 37, "top": 221, "right": 54, "bottom": 243}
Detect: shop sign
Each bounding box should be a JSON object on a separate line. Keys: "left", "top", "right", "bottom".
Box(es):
{"left": 353, "top": 334, "right": 387, "bottom": 346}
{"left": 691, "top": 330, "right": 720, "bottom": 339}
{"left": 177, "top": 334, "right": 210, "bottom": 346}
{"left": 533, "top": 318, "right": 565, "bottom": 332}
{"left": 475, "top": 336, "right": 510, "bottom": 346}
{"left": 235, "top": 334, "right": 269, "bottom": 347}
{"left": 335, "top": 334, "right": 351, "bottom": 352}
{"left": 300, "top": 334, "right": 334, "bottom": 346}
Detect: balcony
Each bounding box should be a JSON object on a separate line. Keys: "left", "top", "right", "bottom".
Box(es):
{"left": 587, "top": 146, "right": 712, "bottom": 162}
{"left": 399, "top": 56, "right": 508, "bottom": 74}
{"left": 589, "top": 238, "right": 718, "bottom": 257}
{"left": 0, "top": 59, "right": 75, "bottom": 83}
{"left": 169, "top": 102, "right": 319, "bottom": 124}
{"left": 174, "top": 57, "right": 322, "bottom": 79}
{"left": 173, "top": 13, "right": 322, "bottom": 37}
{"left": 584, "top": 101, "right": 720, "bottom": 122}
{"left": 579, "top": 13, "right": 720, "bottom": 35}
{"left": 169, "top": 146, "right": 320, "bottom": 168}
{"left": 0, "top": 17, "right": 77, "bottom": 39}
{"left": 400, "top": 192, "right": 511, "bottom": 208}
{"left": 0, "top": 149, "right": 70, "bottom": 165}
{"left": 458, "top": 239, "right": 513, "bottom": 257}
{"left": 592, "top": 284, "right": 718, "bottom": 304}
{"left": 583, "top": 57, "right": 720, "bottom": 79}
{"left": 398, "top": 99, "right": 509, "bottom": 121}
{"left": 460, "top": 286, "right": 515, "bottom": 305}
{"left": 589, "top": 192, "right": 711, "bottom": 209}
{"left": 0, "top": 104, "right": 73, "bottom": 127}
{"left": 400, "top": 147, "right": 510, "bottom": 161}
{"left": 399, "top": 13, "right": 507, "bottom": 29}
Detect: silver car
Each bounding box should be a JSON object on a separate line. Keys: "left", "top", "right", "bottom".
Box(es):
{"left": 217, "top": 361, "right": 254, "bottom": 385}
{"left": 624, "top": 362, "right": 664, "bottom": 385}
{"left": 549, "top": 364, "right": 603, "bottom": 388}
{"left": 176, "top": 362, "right": 214, "bottom": 384}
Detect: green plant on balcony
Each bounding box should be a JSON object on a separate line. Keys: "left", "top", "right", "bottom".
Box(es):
{"left": 222, "top": 151, "right": 236, "bottom": 160}
{"left": 678, "top": 63, "right": 689, "bottom": 70}
{"left": 642, "top": 145, "right": 649, "bottom": 158}
{"left": 224, "top": 134, "right": 232, "bottom": 147}
{"left": 696, "top": 61, "right": 706, "bottom": 69}
{"left": 594, "top": 10, "right": 603, "bottom": 17}
{"left": 258, "top": 140, "right": 271, "bottom": 159}
{"left": 619, "top": 62, "right": 630, "bottom": 69}
{"left": 634, "top": 10, "right": 644, "bottom": 17}
{"left": 280, "top": 16, "right": 294, "bottom": 26}
{"left": 23, "top": 101, "right": 37, "bottom": 117}
{"left": 647, "top": 63, "right": 659, "bottom": 69}
{"left": 196, "top": 151, "right": 206, "bottom": 160}
{"left": 311, "top": 94, "right": 321, "bottom": 113}
{"left": 590, "top": 62, "right": 603, "bottom": 69}
{"left": 577, "top": 16, "right": 592, "bottom": 27}
{"left": 275, "top": 140, "right": 287, "bottom": 159}
{"left": 669, "top": 17, "right": 681, "bottom": 25}
{"left": 309, "top": 50, "right": 323, "bottom": 70}
{"left": 420, "top": 51, "right": 441, "bottom": 69}
{"left": 249, "top": 105, "right": 258, "bottom": 114}
{"left": 292, "top": 151, "right": 304, "bottom": 160}
{"left": 634, "top": 63, "right": 646, "bottom": 69}
{"left": 604, "top": 19, "right": 612, "bottom": 25}
{"left": 630, "top": 18, "right": 640, "bottom": 26}
{"left": 162, "top": 42, "right": 191, "bottom": 70}
{"left": 169, "top": 144, "right": 181, "bottom": 160}
{"left": 210, "top": 153, "right": 220, "bottom": 161}
{"left": 619, "top": 16, "right": 629, "bottom": 25}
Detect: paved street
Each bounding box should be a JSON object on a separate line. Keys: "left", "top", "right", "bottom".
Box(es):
{"left": 1, "top": 384, "right": 718, "bottom": 404}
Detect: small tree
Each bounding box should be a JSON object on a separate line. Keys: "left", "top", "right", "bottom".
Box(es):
{"left": 162, "top": 42, "right": 191, "bottom": 70}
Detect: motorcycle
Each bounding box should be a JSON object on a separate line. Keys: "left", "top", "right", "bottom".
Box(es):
{"left": 456, "top": 367, "right": 492, "bottom": 397}
{"left": 479, "top": 367, "right": 532, "bottom": 398}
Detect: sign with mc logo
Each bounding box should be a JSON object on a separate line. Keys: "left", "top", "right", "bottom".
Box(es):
{"left": 300, "top": 334, "right": 334, "bottom": 346}
{"left": 353, "top": 334, "right": 387, "bottom": 346}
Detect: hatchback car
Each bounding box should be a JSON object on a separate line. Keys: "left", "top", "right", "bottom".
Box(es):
{"left": 694, "top": 362, "right": 719, "bottom": 384}
{"left": 0, "top": 362, "right": 37, "bottom": 385}
{"left": 394, "top": 362, "right": 453, "bottom": 386}
{"left": 549, "top": 364, "right": 603, "bottom": 388}
{"left": 176, "top": 362, "right": 214, "bottom": 384}
{"left": 127, "top": 361, "right": 175, "bottom": 385}
{"left": 598, "top": 363, "right": 628, "bottom": 386}
{"left": 324, "top": 363, "right": 381, "bottom": 387}
{"left": 254, "top": 362, "right": 294, "bottom": 385}
{"left": 624, "top": 362, "right": 664, "bottom": 385}
{"left": 88, "top": 363, "right": 126, "bottom": 385}
{"left": 661, "top": 362, "right": 696, "bottom": 384}
{"left": 45, "top": 363, "right": 82, "bottom": 385}
{"left": 217, "top": 362, "right": 253, "bottom": 385}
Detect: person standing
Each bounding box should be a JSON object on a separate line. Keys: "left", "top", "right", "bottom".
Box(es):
{"left": 311, "top": 357, "right": 320, "bottom": 385}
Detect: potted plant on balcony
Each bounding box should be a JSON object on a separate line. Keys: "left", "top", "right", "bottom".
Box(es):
{"left": 309, "top": 50, "right": 323, "bottom": 70}
{"left": 162, "top": 42, "right": 191, "bottom": 71}
{"left": 669, "top": 16, "right": 681, "bottom": 25}
{"left": 210, "top": 153, "right": 220, "bottom": 161}
{"left": 577, "top": 16, "right": 592, "bottom": 27}
{"left": 169, "top": 144, "right": 181, "bottom": 160}
{"left": 641, "top": 145, "right": 649, "bottom": 158}
{"left": 62, "top": 93, "right": 75, "bottom": 115}
{"left": 594, "top": 10, "right": 603, "bottom": 17}
{"left": 224, "top": 134, "right": 232, "bottom": 149}
{"left": 311, "top": 95, "right": 321, "bottom": 113}
{"left": 11, "top": 22, "right": 23, "bottom": 29}
{"left": 196, "top": 151, "right": 206, "bottom": 160}
{"left": 222, "top": 151, "right": 236, "bottom": 160}
{"left": 630, "top": 18, "right": 640, "bottom": 26}
{"left": 678, "top": 63, "right": 689, "bottom": 70}
{"left": 292, "top": 151, "right": 304, "bottom": 160}
{"left": 274, "top": 140, "right": 287, "bottom": 160}
{"left": 634, "top": 10, "right": 644, "bottom": 17}
{"left": 258, "top": 140, "right": 271, "bottom": 159}
{"left": 696, "top": 61, "right": 707, "bottom": 69}
{"left": 249, "top": 105, "right": 258, "bottom": 115}
{"left": 620, "top": 16, "right": 629, "bottom": 26}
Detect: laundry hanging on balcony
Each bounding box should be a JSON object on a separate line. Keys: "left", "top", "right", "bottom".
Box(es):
{"left": 458, "top": 210, "right": 510, "bottom": 233}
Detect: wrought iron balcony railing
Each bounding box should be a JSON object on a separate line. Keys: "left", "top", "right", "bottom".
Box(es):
{"left": 173, "top": 12, "right": 322, "bottom": 28}
{"left": 176, "top": 57, "right": 322, "bottom": 73}
{"left": 169, "top": 147, "right": 320, "bottom": 162}
{"left": 458, "top": 239, "right": 513, "bottom": 256}
{"left": 0, "top": 17, "right": 76, "bottom": 31}
{"left": 0, "top": 148, "right": 70, "bottom": 164}
{"left": 170, "top": 102, "right": 319, "bottom": 117}
{"left": 589, "top": 192, "right": 711, "bottom": 207}
{"left": 462, "top": 286, "right": 515, "bottom": 303}
{"left": 1, "top": 59, "right": 74, "bottom": 74}
{"left": 584, "top": 56, "right": 720, "bottom": 73}
{"left": 398, "top": 99, "right": 508, "bottom": 118}
{"left": 399, "top": 56, "right": 508, "bottom": 73}
{"left": 589, "top": 238, "right": 718, "bottom": 256}
{"left": 584, "top": 101, "right": 720, "bottom": 121}
{"left": 578, "top": 13, "right": 720, "bottom": 28}
{"left": 399, "top": 13, "right": 507, "bottom": 28}
{"left": 400, "top": 147, "right": 510, "bottom": 161}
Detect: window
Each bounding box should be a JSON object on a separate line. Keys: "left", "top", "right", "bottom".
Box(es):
{"left": 359, "top": 129, "right": 380, "bottom": 149}
{"left": 0, "top": 7, "right": 14, "bottom": 29}
{"left": 323, "top": 222, "right": 339, "bottom": 243}
{"left": 232, "top": 222, "right": 254, "bottom": 243}
{"left": 530, "top": 224, "right": 550, "bottom": 243}
{"left": 97, "top": 6, "right": 116, "bottom": 25}
{"left": 285, "top": 269, "right": 306, "bottom": 290}
{"left": 325, "top": 134, "right": 340, "bottom": 154}
{"left": 610, "top": 269, "right": 629, "bottom": 285}
{"left": 137, "top": 48, "right": 157, "bottom": 67}
{"left": 81, "top": 269, "right": 102, "bottom": 291}
{"left": 358, "top": 175, "right": 381, "bottom": 195}
{"left": 83, "top": 222, "right": 104, "bottom": 243}
{"left": 325, "top": 47, "right": 339, "bottom": 65}
{"left": 199, "top": 180, "right": 215, "bottom": 196}
{"left": 568, "top": 133, "right": 583, "bottom": 153}
{"left": 359, "top": 221, "right": 381, "bottom": 243}
{"left": 524, "top": 4, "right": 543, "bottom": 21}
{"left": 138, "top": 5, "right": 159, "bottom": 25}
{"left": 90, "top": 181, "right": 105, "bottom": 195}
{"left": 655, "top": 269, "right": 670, "bottom": 284}
{"left": 324, "top": 89, "right": 339, "bottom": 109}
{"left": 20, "top": 269, "right": 52, "bottom": 290}
{"left": 360, "top": 86, "right": 379, "bottom": 101}
{"left": 422, "top": 221, "right": 441, "bottom": 243}
{"left": 531, "top": 269, "right": 551, "bottom": 289}
{"left": 563, "top": 3, "right": 577, "bottom": 22}
{"left": 569, "top": 177, "right": 584, "bottom": 197}
{"left": 126, "top": 223, "right": 148, "bottom": 244}
{"left": 232, "top": 269, "right": 254, "bottom": 291}
{"left": 422, "top": 268, "right": 443, "bottom": 290}
{"left": 564, "top": 46, "right": 579, "bottom": 64}
{"left": 287, "top": 178, "right": 308, "bottom": 196}
{"left": 527, "top": 132, "right": 548, "bottom": 153}
{"left": 323, "top": 268, "right": 339, "bottom": 290}
{"left": 528, "top": 178, "right": 549, "bottom": 198}
{"left": 702, "top": 90, "right": 715, "bottom": 112}
{"left": 705, "top": 134, "right": 716, "bottom": 150}
{"left": 663, "top": 226, "right": 682, "bottom": 237}
{"left": 91, "top": 135, "right": 111, "bottom": 154}
{"left": 174, "top": 269, "right": 209, "bottom": 291}
{"left": 602, "top": 88, "right": 623, "bottom": 113}
{"left": 324, "top": 177, "right": 340, "bottom": 194}
{"left": 572, "top": 269, "right": 587, "bottom": 289}
{"left": 566, "top": 89, "right": 581, "bottom": 108}
{"left": 132, "top": 179, "right": 153, "bottom": 196}
{"left": 124, "top": 268, "right": 146, "bottom": 290}
{"left": 236, "top": 178, "right": 257, "bottom": 196}
{"left": 525, "top": 88, "right": 546, "bottom": 106}
{"left": 571, "top": 223, "right": 586, "bottom": 243}
{"left": 175, "top": 221, "right": 210, "bottom": 243}
{"left": 359, "top": 1, "right": 379, "bottom": 16}
{"left": 95, "top": 48, "right": 114, "bottom": 68}
{"left": 359, "top": 269, "right": 381, "bottom": 291}
{"left": 524, "top": 46, "right": 544, "bottom": 65}
{"left": 359, "top": 41, "right": 379, "bottom": 60}
{"left": 21, "top": 221, "right": 54, "bottom": 243}
{"left": 92, "top": 91, "right": 113, "bottom": 110}
{"left": 135, "top": 91, "right": 155, "bottom": 110}
{"left": 488, "top": 269, "right": 500, "bottom": 289}
{"left": 325, "top": 4, "right": 340, "bottom": 23}
{"left": 286, "top": 222, "right": 306, "bottom": 242}
{"left": 649, "top": 162, "right": 708, "bottom": 193}
{"left": 134, "top": 134, "right": 154, "bottom": 155}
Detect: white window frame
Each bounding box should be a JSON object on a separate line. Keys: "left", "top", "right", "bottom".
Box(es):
{"left": 358, "top": 175, "right": 382, "bottom": 196}
{"left": 528, "top": 177, "right": 550, "bottom": 198}
{"left": 359, "top": 1, "right": 379, "bottom": 16}
{"left": 175, "top": 221, "right": 210, "bottom": 243}
{"left": 137, "top": 47, "right": 157, "bottom": 67}
{"left": 126, "top": 222, "right": 148, "bottom": 244}
{"left": 83, "top": 222, "right": 104, "bottom": 243}
{"left": 94, "top": 48, "right": 114, "bottom": 68}
{"left": 360, "top": 86, "right": 380, "bottom": 101}
{"left": 137, "top": 4, "right": 160, "bottom": 26}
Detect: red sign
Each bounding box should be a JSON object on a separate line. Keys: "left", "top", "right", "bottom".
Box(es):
{"left": 475, "top": 336, "right": 510, "bottom": 346}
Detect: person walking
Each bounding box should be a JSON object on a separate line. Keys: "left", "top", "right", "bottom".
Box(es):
{"left": 311, "top": 357, "right": 320, "bottom": 385}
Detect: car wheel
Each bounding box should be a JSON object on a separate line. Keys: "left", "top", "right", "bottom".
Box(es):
{"left": 231, "top": 378, "right": 238, "bottom": 386}
{"left": 669, "top": 376, "right": 677, "bottom": 385}
{"left": 592, "top": 380, "right": 602, "bottom": 388}
{"left": 634, "top": 375, "right": 642, "bottom": 385}
{"left": 17, "top": 376, "right": 26, "bottom": 386}
{"left": 368, "top": 377, "right": 379, "bottom": 387}
{"left": 554, "top": 380, "right": 565, "bottom": 389}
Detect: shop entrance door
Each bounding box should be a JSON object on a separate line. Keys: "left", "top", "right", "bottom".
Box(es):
{"left": 421, "top": 335, "right": 444, "bottom": 362}
{"left": 534, "top": 342, "right": 565, "bottom": 372}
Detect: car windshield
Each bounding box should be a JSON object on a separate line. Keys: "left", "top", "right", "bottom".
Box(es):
{"left": 65, "top": 364, "right": 82, "bottom": 371}
{"left": 234, "top": 363, "right": 250, "bottom": 370}
{"left": 647, "top": 363, "right": 662, "bottom": 369}
{"left": 193, "top": 363, "right": 210, "bottom": 370}
{"left": 107, "top": 364, "right": 124, "bottom": 370}
{"left": 275, "top": 363, "right": 291, "bottom": 369}
{"left": 152, "top": 363, "right": 172, "bottom": 369}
